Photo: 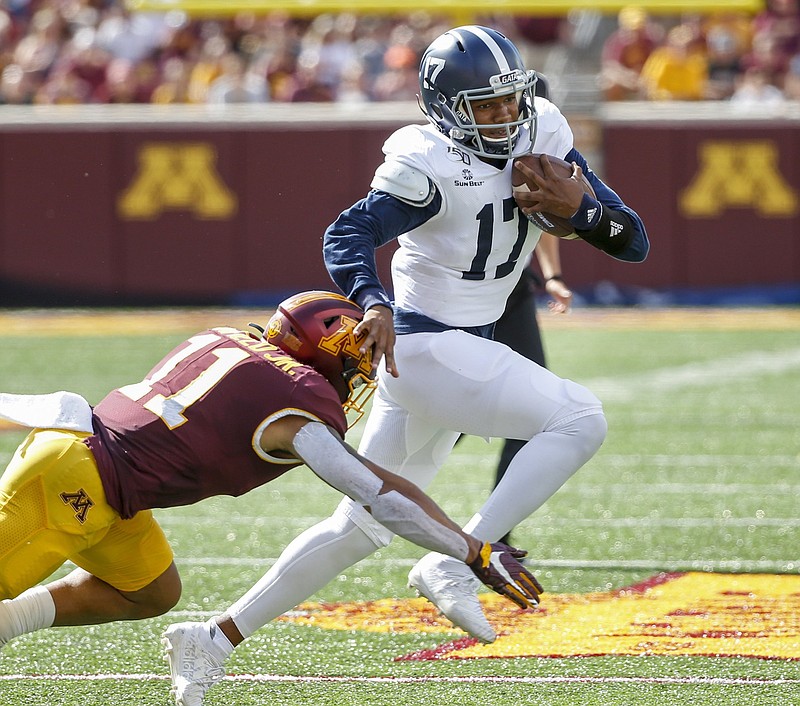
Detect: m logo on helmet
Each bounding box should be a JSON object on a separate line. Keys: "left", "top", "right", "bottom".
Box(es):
{"left": 319, "top": 315, "right": 373, "bottom": 376}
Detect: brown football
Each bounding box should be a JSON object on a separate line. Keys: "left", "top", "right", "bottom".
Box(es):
{"left": 511, "top": 154, "right": 596, "bottom": 239}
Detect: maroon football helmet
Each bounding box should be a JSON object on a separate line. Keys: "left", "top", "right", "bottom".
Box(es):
{"left": 260, "top": 291, "right": 376, "bottom": 426}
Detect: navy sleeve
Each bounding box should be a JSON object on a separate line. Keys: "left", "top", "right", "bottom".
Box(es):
{"left": 565, "top": 147, "right": 650, "bottom": 263}
{"left": 322, "top": 189, "right": 442, "bottom": 311}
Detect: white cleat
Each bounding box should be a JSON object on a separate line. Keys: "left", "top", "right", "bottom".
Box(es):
{"left": 408, "top": 552, "right": 497, "bottom": 644}
{"left": 162, "top": 622, "right": 225, "bottom": 706}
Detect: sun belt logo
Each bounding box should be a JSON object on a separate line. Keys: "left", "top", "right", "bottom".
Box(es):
{"left": 680, "top": 140, "right": 798, "bottom": 217}
{"left": 455, "top": 168, "right": 484, "bottom": 188}
{"left": 118, "top": 142, "right": 238, "bottom": 220}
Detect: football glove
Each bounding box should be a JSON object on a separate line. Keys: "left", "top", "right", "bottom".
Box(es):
{"left": 468, "top": 542, "right": 543, "bottom": 609}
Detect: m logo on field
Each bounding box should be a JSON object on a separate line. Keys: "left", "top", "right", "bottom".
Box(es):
{"left": 680, "top": 140, "right": 798, "bottom": 217}
{"left": 118, "top": 143, "right": 238, "bottom": 220}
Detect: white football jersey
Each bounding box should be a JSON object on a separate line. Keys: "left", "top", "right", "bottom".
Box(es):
{"left": 384, "top": 97, "right": 573, "bottom": 327}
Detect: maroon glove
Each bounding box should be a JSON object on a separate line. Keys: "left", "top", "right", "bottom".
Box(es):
{"left": 468, "top": 542, "right": 544, "bottom": 609}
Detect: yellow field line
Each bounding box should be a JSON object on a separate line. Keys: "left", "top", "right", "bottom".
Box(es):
{"left": 0, "top": 307, "right": 798, "bottom": 336}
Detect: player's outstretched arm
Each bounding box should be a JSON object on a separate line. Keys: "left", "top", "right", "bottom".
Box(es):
{"left": 273, "top": 419, "right": 541, "bottom": 606}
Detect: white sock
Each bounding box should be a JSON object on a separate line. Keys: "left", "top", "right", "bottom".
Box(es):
{"left": 206, "top": 619, "right": 234, "bottom": 660}
{"left": 0, "top": 586, "right": 56, "bottom": 645}
{"left": 228, "top": 513, "right": 378, "bottom": 638}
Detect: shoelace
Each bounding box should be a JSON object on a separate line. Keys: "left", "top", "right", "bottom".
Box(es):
{"left": 192, "top": 665, "right": 225, "bottom": 687}
{"left": 437, "top": 572, "right": 481, "bottom": 597}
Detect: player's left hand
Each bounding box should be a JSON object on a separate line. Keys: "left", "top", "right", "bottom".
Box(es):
{"left": 468, "top": 542, "right": 543, "bottom": 609}
{"left": 354, "top": 304, "right": 398, "bottom": 378}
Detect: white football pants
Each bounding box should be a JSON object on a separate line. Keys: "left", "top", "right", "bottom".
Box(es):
{"left": 228, "top": 330, "right": 606, "bottom": 637}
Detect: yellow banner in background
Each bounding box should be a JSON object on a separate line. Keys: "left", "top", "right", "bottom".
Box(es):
{"left": 280, "top": 572, "right": 800, "bottom": 661}
{"left": 126, "top": 0, "right": 764, "bottom": 17}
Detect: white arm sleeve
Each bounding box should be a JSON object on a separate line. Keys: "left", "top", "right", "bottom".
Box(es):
{"left": 292, "top": 422, "right": 469, "bottom": 562}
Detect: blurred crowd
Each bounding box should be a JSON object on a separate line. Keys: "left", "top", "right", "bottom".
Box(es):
{"left": 0, "top": 2, "right": 554, "bottom": 105}
{"left": 0, "top": 0, "right": 799, "bottom": 107}
{"left": 600, "top": 0, "right": 800, "bottom": 104}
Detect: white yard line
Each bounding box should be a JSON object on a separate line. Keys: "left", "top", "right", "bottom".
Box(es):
{"left": 1, "top": 673, "right": 799, "bottom": 686}
{"left": 584, "top": 347, "right": 800, "bottom": 402}
{"left": 161, "top": 556, "right": 797, "bottom": 573}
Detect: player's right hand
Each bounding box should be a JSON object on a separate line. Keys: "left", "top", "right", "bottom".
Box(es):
{"left": 468, "top": 542, "right": 543, "bottom": 609}
{"left": 355, "top": 304, "right": 398, "bottom": 378}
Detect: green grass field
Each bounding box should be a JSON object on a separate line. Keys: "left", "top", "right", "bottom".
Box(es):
{"left": 1, "top": 307, "right": 799, "bottom": 705}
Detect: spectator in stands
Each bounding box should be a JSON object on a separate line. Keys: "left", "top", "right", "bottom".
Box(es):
{"left": 207, "top": 52, "right": 269, "bottom": 103}
{"left": 752, "top": 0, "right": 800, "bottom": 59}
{"left": 98, "top": 57, "right": 144, "bottom": 103}
{"left": 296, "top": 14, "right": 356, "bottom": 95}
{"left": 346, "top": 15, "right": 391, "bottom": 96}
{"left": 740, "top": 25, "right": 793, "bottom": 88}
{"left": 94, "top": 5, "right": 168, "bottom": 64}
{"left": 782, "top": 51, "right": 800, "bottom": 97}
{"left": 186, "top": 33, "right": 229, "bottom": 103}
{"left": 12, "top": 6, "right": 63, "bottom": 80}
{"left": 336, "top": 58, "right": 370, "bottom": 102}
{"left": 0, "top": 62, "right": 35, "bottom": 103}
{"left": 703, "top": 13, "right": 752, "bottom": 99}
{"left": 370, "top": 38, "right": 418, "bottom": 101}
{"left": 639, "top": 23, "right": 709, "bottom": 100}
{"left": 599, "top": 6, "right": 662, "bottom": 101}
{"left": 55, "top": 38, "right": 114, "bottom": 102}
{"left": 286, "top": 60, "right": 336, "bottom": 102}
{"left": 150, "top": 56, "right": 191, "bottom": 104}
{"left": 0, "top": 8, "right": 18, "bottom": 72}
{"left": 7, "top": 4, "right": 794, "bottom": 107}
{"left": 33, "top": 64, "right": 91, "bottom": 103}
{"left": 730, "top": 65, "right": 786, "bottom": 106}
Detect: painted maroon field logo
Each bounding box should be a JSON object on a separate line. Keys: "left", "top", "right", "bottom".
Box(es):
{"left": 278, "top": 572, "right": 800, "bottom": 661}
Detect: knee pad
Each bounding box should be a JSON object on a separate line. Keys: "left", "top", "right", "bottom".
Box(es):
{"left": 553, "top": 410, "right": 608, "bottom": 457}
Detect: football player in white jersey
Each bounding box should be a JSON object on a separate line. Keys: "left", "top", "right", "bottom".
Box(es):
{"left": 164, "top": 25, "right": 649, "bottom": 705}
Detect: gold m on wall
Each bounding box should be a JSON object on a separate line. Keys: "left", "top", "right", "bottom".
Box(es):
{"left": 680, "top": 140, "right": 798, "bottom": 218}
{"left": 118, "top": 143, "right": 238, "bottom": 220}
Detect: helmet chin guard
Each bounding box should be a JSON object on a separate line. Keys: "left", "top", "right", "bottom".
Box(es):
{"left": 418, "top": 25, "right": 538, "bottom": 160}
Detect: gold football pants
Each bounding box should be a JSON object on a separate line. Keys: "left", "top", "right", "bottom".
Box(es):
{"left": 0, "top": 429, "right": 173, "bottom": 598}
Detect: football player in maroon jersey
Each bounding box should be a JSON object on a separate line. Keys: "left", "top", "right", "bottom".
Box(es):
{"left": 0, "top": 291, "right": 540, "bottom": 673}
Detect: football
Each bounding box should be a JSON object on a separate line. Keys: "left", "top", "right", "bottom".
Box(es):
{"left": 511, "top": 154, "right": 596, "bottom": 239}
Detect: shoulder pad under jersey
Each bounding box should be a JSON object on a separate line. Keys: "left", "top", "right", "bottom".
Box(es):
{"left": 370, "top": 160, "right": 435, "bottom": 207}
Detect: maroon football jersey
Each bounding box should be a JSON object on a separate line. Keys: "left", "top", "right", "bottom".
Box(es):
{"left": 85, "top": 327, "right": 347, "bottom": 519}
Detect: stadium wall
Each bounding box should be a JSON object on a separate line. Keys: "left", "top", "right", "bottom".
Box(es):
{"left": 0, "top": 102, "right": 797, "bottom": 307}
